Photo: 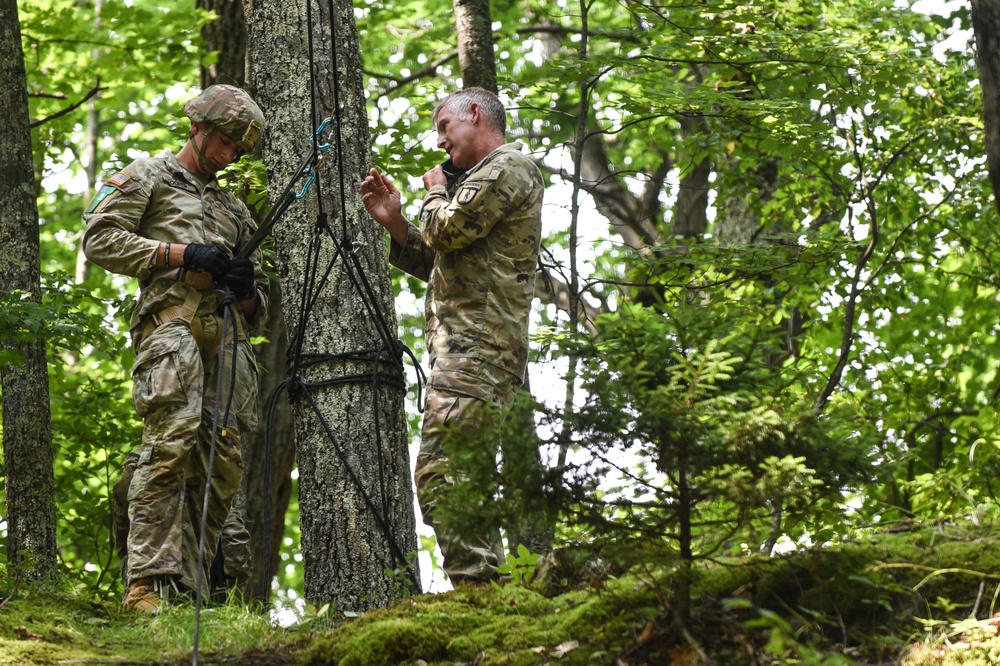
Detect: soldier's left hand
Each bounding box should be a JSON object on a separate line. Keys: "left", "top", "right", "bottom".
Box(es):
{"left": 223, "top": 258, "right": 256, "bottom": 300}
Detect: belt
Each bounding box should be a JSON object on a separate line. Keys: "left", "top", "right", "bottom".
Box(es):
{"left": 139, "top": 288, "right": 245, "bottom": 354}
{"left": 148, "top": 267, "right": 219, "bottom": 291}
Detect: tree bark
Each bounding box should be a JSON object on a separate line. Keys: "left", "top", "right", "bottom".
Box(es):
{"left": 76, "top": 0, "right": 102, "bottom": 287}
{"left": 196, "top": 0, "right": 296, "bottom": 605}
{"left": 453, "top": 0, "right": 497, "bottom": 92}
{"left": 199, "top": 0, "right": 247, "bottom": 89}
{"left": 246, "top": 0, "right": 418, "bottom": 610}
{"left": 0, "top": 0, "right": 58, "bottom": 581}
{"left": 239, "top": 280, "right": 295, "bottom": 603}
{"left": 973, "top": 0, "right": 1000, "bottom": 216}
{"left": 717, "top": 159, "right": 778, "bottom": 247}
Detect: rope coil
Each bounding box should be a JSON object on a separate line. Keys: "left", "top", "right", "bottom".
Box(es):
{"left": 191, "top": 4, "right": 422, "bottom": 663}
{"left": 253, "top": 0, "right": 422, "bottom": 613}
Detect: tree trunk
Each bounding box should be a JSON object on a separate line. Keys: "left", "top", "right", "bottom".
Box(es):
{"left": 198, "top": 0, "right": 247, "bottom": 89}
{"left": 245, "top": 0, "right": 419, "bottom": 610}
{"left": 717, "top": 159, "right": 778, "bottom": 247}
{"left": 0, "top": 0, "right": 58, "bottom": 581}
{"left": 197, "top": 0, "right": 296, "bottom": 605}
{"left": 76, "top": 0, "right": 102, "bottom": 287}
{"left": 239, "top": 280, "right": 295, "bottom": 603}
{"left": 453, "top": 0, "right": 497, "bottom": 92}
{"left": 973, "top": 0, "right": 1000, "bottom": 216}
{"left": 672, "top": 117, "right": 711, "bottom": 239}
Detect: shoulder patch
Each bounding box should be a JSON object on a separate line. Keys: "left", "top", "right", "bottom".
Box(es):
{"left": 106, "top": 172, "right": 131, "bottom": 188}
{"left": 456, "top": 182, "right": 482, "bottom": 206}
{"left": 85, "top": 185, "right": 118, "bottom": 214}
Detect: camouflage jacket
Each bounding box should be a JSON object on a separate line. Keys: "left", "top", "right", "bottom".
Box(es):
{"left": 390, "top": 142, "right": 543, "bottom": 380}
{"left": 82, "top": 151, "right": 268, "bottom": 334}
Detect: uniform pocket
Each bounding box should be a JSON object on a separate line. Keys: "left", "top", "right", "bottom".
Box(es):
{"left": 230, "top": 339, "right": 259, "bottom": 433}
{"left": 426, "top": 371, "right": 492, "bottom": 403}
{"left": 425, "top": 357, "right": 493, "bottom": 403}
{"left": 131, "top": 331, "right": 188, "bottom": 419}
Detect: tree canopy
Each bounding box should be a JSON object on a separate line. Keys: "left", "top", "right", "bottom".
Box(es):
{"left": 3, "top": 0, "right": 998, "bottom": 660}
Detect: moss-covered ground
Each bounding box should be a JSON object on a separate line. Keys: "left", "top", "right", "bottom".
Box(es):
{"left": 5, "top": 521, "right": 1000, "bottom": 665}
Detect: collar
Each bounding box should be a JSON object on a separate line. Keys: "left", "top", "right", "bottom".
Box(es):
{"left": 465, "top": 141, "right": 522, "bottom": 173}
{"left": 160, "top": 150, "right": 218, "bottom": 190}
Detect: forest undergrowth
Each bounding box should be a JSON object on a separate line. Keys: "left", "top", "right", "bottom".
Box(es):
{"left": 2, "top": 520, "right": 1000, "bottom": 665}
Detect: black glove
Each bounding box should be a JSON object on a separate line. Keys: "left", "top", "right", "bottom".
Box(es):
{"left": 183, "top": 244, "right": 230, "bottom": 282}
{"left": 223, "top": 258, "right": 257, "bottom": 300}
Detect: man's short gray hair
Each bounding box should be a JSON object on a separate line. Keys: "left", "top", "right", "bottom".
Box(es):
{"left": 433, "top": 87, "right": 507, "bottom": 135}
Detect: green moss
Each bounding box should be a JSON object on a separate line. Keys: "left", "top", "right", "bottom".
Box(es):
{"left": 8, "top": 522, "right": 1000, "bottom": 665}
{"left": 695, "top": 557, "right": 756, "bottom": 598}
{"left": 903, "top": 631, "right": 1000, "bottom": 665}
{"left": 298, "top": 579, "right": 669, "bottom": 666}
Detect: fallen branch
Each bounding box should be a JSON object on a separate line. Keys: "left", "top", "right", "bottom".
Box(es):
{"left": 0, "top": 575, "right": 23, "bottom": 611}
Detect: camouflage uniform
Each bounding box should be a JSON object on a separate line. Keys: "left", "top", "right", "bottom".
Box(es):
{"left": 390, "top": 142, "right": 543, "bottom": 583}
{"left": 83, "top": 138, "right": 268, "bottom": 592}
{"left": 112, "top": 450, "right": 252, "bottom": 590}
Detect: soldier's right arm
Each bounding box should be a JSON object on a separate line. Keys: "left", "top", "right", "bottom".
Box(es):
{"left": 388, "top": 223, "right": 436, "bottom": 282}
{"left": 363, "top": 169, "right": 437, "bottom": 281}
{"left": 82, "top": 166, "right": 158, "bottom": 280}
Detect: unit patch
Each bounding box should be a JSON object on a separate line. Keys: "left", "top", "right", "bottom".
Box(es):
{"left": 456, "top": 182, "right": 482, "bottom": 206}
{"left": 86, "top": 185, "right": 117, "bottom": 213}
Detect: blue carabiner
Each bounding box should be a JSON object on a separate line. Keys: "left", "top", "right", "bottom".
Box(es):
{"left": 295, "top": 117, "right": 336, "bottom": 199}
{"left": 296, "top": 168, "right": 317, "bottom": 199}
{"left": 313, "top": 117, "right": 334, "bottom": 151}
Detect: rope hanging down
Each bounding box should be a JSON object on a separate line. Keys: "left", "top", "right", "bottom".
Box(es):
{"left": 190, "top": 5, "right": 424, "bottom": 665}
{"left": 254, "top": 0, "right": 424, "bottom": 602}
{"left": 192, "top": 296, "right": 241, "bottom": 666}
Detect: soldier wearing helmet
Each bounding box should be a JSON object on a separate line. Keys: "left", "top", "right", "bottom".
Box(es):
{"left": 184, "top": 84, "right": 265, "bottom": 167}
{"left": 82, "top": 85, "right": 269, "bottom": 614}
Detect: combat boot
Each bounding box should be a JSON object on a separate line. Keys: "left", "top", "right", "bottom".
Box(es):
{"left": 123, "top": 577, "right": 161, "bottom": 615}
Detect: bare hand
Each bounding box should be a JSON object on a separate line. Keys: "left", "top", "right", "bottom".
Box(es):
{"left": 422, "top": 165, "right": 447, "bottom": 191}
{"left": 361, "top": 168, "right": 409, "bottom": 246}
{"left": 361, "top": 168, "right": 404, "bottom": 228}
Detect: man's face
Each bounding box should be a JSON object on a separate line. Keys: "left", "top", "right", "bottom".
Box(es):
{"left": 435, "top": 105, "right": 477, "bottom": 169}
{"left": 193, "top": 124, "right": 240, "bottom": 174}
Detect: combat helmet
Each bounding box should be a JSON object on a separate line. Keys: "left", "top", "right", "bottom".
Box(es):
{"left": 184, "top": 84, "right": 265, "bottom": 154}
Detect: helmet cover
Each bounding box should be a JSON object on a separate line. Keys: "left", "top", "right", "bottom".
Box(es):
{"left": 184, "top": 84, "right": 265, "bottom": 153}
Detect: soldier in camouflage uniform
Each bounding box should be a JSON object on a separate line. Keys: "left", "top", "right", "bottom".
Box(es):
{"left": 362, "top": 87, "right": 543, "bottom": 586}
{"left": 83, "top": 85, "right": 268, "bottom": 614}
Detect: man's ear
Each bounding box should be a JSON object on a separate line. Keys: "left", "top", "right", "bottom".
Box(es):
{"left": 468, "top": 103, "right": 481, "bottom": 124}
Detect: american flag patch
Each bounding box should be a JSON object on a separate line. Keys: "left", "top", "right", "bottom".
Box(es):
{"left": 106, "top": 172, "right": 130, "bottom": 188}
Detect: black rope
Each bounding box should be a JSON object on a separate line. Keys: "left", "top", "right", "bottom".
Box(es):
{"left": 254, "top": 0, "right": 426, "bottom": 605}
{"left": 272, "top": 208, "right": 421, "bottom": 590}
{"left": 299, "top": 383, "right": 417, "bottom": 583}
{"left": 320, "top": 0, "right": 401, "bottom": 367}
{"left": 193, "top": 295, "right": 241, "bottom": 666}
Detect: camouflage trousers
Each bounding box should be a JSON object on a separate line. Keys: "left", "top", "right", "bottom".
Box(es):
{"left": 123, "top": 316, "right": 258, "bottom": 591}
{"left": 113, "top": 449, "right": 252, "bottom": 591}
{"left": 414, "top": 356, "right": 520, "bottom": 585}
